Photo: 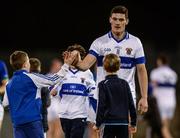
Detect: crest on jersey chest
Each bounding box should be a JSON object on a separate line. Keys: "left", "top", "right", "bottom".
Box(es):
{"left": 125, "top": 48, "right": 133, "bottom": 55}
{"left": 80, "top": 77, "right": 85, "bottom": 83}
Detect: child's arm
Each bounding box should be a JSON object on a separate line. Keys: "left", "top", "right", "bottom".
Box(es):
{"left": 96, "top": 82, "right": 106, "bottom": 128}
{"left": 26, "top": 63, "right": 69, "bottom": 88}
{"left": 26, "top": 51, "right": 77, "bottom": 88}
{"left": 2, "top": 89, "right": 9, "bottom": 107}
{"left": 127, "top": 82, "right": 137, "bottom": 128}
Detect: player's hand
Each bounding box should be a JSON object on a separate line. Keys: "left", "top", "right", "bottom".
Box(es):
{"left": 93, "top": 125, "right": 100, "bottom": 132}
{"left": 129, "top": 126, "right": 137, "bottom": 133}
{"left": 63, "top": 51, "right": 78, "bottom": 65}
{"left": 138, "top": 97, "right": 148, "bottom": 114}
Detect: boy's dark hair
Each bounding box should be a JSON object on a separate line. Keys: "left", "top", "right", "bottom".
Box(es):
{"left": 157, "top": 53, "right": 169, "bottom": 65}
{"left": 29, "top": 58, "right": 41, "bottom": 73}
{"left": 103, "top": 53, "right": 120, "bottom": 73}
{"left": 10, "top": 51, "right": 28, "bottom": 70}
{"left": 110, "top": 5, "right": 128, "bottom": 19}
{"left": 67, "top": 44, "right": 86, "bottom": 59}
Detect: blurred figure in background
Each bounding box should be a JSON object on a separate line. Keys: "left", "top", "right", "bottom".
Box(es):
{"left": 47, "top": 57, "right": 64, "bottom": 138}
{"left": 150, "top": 54, "right": 177, "bottom": 138}
{"left": 30, "top": 58, "right": 51, "bottom": 136}
{"left": 29, "top": 58, "right": 41, "bottom": 73}
{"left": 0, "top": 60, "right": 8, "bottom": 132}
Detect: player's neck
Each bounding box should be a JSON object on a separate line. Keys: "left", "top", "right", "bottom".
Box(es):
{"left": 20, "top": 67, "right": 29, "bottom": 72}
{"left": 112, "top": 31, "right": 126, "bottom": 40}
{"left": 106, "top": 72, "right": 117, "bottom": 76}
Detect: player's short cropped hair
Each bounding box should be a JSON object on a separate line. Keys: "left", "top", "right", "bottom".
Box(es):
{"left": 10, "top": 51, "right": 28, "bottom": 70}
{"left": 103, "top": 53, "right": 120, "bottom": 73}
{"left": 67, "top": 44, "right": 86, "bottom": 59}
{"left": 110, "top": 5, "right": 128, "bottom": 19}
{"left": 29, "top": 58, "right": 41, "bottom": 73}
{"left": 157, "top": 53, "right": 169, "bottom": 65}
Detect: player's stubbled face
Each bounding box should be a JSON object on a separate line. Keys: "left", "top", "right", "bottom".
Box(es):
{"left": 110, "top": 13, "right": 128, "bottom": 35}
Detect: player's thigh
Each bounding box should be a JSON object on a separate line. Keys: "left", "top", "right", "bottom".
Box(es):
{"left": 87, "top": 123, "right": 99, "bottom": 138}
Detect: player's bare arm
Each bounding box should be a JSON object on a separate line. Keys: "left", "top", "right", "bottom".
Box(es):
{"left": 0, "top": 79, "right": 8, "bottom": 95}
{"left": 137, "top": 63, "right": 148, "bottom": 114}
{"left": 76, "top": 54, "right": 97, "bottom": 71}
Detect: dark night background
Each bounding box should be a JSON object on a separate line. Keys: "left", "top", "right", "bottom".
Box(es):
{"left": 0, "top": 0, "right": 180, "bottom": 137}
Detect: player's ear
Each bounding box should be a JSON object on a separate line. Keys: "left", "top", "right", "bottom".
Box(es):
{"left": 109, "top": 17, "right": 112, "bottom": 24}
{"left": 126, "top": 18, "right": 129, "bottom": 25}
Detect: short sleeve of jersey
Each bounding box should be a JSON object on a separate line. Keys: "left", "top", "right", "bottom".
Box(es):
{"left": 150, "top": 70, "right": 157, "bottom": 81}
{"left": 0, "top": 61, "right": 8, "bottom": 81}
{"left": 134, "top": 38, "right": 146, "bottom": 64}
{"left": 89, "top": 39, "right": 100, "bottom": 59}
{"left": 85, "top": 70, "right": 96, "bottom": 90}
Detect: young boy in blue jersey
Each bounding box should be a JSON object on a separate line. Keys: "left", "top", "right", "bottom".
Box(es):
{"left": 51, "top": 44, "right": 97, "bottom": 138}
{"left": 93, "top": 53, "right": 137, "bottom": 138}
{"left": 3, "top": 50, "right": 76, "bottom": 138}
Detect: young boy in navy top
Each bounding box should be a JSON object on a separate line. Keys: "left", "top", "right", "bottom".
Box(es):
{"left": 3, "top": 50, "right": 76, "bottom": 138}
{"left": 93, "top": 53, "right": 137, "bottom": 138}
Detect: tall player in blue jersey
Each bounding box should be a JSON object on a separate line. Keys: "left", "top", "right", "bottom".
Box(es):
{"left": 77, "top": 5, "right": 148, "bottom": 114}
{"left": 0, "top": 60, "right": 8, "bottom": 131}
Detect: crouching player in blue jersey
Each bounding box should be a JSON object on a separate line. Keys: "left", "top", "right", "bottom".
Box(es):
{"left": 50, "top": 44, "right": 97, "bottom": 138}
{"left": 2, "top": 50, "right": 76, "bottom": 138}
{"left": 93, "top": 54, "right": 137, "bottom": 138}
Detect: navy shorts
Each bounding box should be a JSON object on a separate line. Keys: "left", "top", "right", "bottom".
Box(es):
{"left": 13, "top": 120, "right": 44, "bottom": 138}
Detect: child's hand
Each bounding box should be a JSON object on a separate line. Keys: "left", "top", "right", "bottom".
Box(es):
{"left": 129, "top": 126, "right": 137, "bottom": 133}
{"left": 50, "top": 89, "right": 57, "bottom": 96}
{"left": 93, "top": 125, "right": 100, "bottom": 132}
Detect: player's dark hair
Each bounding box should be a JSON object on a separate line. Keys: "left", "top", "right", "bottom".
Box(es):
{"left": 157, "top": 53, "right": 169, "bottom": 65}
{"left": 110, "top": 5, "right": 128, "bottom": 19}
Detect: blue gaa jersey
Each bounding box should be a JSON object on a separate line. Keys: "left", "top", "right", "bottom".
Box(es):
{"left": 89, "top": 31, "right": 145, "bottom": 101}
{"left": 5, "top": 64, "right": 69, "bottom": 126}
{"left": 0, "top": 60, "right": 8, "bottom": 102}
{"left": 57, "top": 68, "right": 96, "bottom": 120}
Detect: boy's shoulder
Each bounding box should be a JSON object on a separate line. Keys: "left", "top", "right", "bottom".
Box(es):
{"left": 99, "top": 77, "right": 128, "bottom": 85}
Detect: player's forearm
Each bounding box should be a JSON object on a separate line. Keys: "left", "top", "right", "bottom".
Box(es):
{"left": 0, "top": 87, "right": 5, "bottom": 94}
{"left": 137, "top": 66, "right": 148, "bottom": 98}
{"left": 76, "top": 54, "right": 97, "bottom": 71}
{"left": 0, "top": 81, "right": 8, "bottom": 94}
{"left": 0, "top": 85, "right": 6, "bottom": 94}
{"left": 76, "top": 60, "right": 91, "bottom": 71}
